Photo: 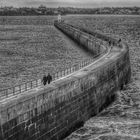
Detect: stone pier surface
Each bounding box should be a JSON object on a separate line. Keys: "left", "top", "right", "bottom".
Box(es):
{"left": 65, "top": 84, "right": 140, "bottom": 140}
{"left": 0, "top": 21, "right": 131, "bottom": 140}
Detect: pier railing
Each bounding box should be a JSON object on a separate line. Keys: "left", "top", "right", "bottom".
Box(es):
{"left": 0, "top": 21, "right": 110, "bottom": 101}
{"left": 0, "top": 58, "right": 97, "bottom": 100}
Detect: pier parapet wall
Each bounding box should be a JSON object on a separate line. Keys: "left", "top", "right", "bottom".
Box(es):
{"left": 55, "top": 21, "right": 107, "bottom": 56}
{"left": 0, "top": 21, "right": 131, "bottom": 140}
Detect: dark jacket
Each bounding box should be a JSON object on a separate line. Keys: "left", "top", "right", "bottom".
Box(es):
{"left": 46, "top": 74, "right": 52, "bottom": 84}
{"left": 42, "top": 75, "right": 47, "bottom": 85}
{"left": 42, "top": 74, "right": 52, "bottom": 85}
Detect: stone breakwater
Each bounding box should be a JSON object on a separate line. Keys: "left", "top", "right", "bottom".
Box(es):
{"left": 65, "top": 84, "right": 140, "bottom": 140}
{"left": 0, "top": 21, "right": 131, "bottom": 140}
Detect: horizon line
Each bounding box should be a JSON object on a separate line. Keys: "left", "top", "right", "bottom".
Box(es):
{"left": 0, "top": 6, "right": 140, "bottom": 8}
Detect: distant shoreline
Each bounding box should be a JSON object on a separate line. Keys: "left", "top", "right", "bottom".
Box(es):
{"left": 0, "top": 6, "right": 139, "bottom": 16}
{"left": 0, "top": 14, "right": 140, "bottom": 17}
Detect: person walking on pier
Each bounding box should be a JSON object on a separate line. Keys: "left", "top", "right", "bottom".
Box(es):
{"left": 118, "top": 38, "right": 122, "bottom": 48}
{"left": 109, "top": 40, "right": 111, "bottom": 46}
{"left": 46, "top": 73, "right": 52, "bottom": 84}
{"left": 42, "top": 73, "right": 52, "bottom": 85}
{"left": 118, "top": 38, "right": 122, "bottom": 43}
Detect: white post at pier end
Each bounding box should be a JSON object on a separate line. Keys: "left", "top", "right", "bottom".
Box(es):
{"left": 57, "top": 14, "right": 62, "bottom": 22}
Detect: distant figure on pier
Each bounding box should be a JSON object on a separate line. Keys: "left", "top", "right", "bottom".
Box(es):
{"left": 46, "top": 73, "right": 52, "bottom": 84}
{"left": 109, "top": 40, "right": 111, "bottom": 46}
{"left": 112, "top": 41, "right": 115, "bottom": 46}
{"left": 42, "top": 73, "right": 52, "bottom": 85}
{"left": 42, "top": 75, "right": 47, "bottom": 85}
{"left": 118, "top": 38, "right": 122, "bottom": 43}
{"left": 118, "top": 38, "right": 122, "bottom": 48}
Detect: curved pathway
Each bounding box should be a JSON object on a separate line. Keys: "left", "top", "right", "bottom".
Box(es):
{"left": 0, "top": 21, "right": 132, "bottom": 140}
{"left": 0, "top": 32, "right": 110, "bottom": 107}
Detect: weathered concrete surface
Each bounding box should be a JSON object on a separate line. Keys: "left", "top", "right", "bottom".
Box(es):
{"left": 65, "top": 83, "right": 140, "bottom": 140}
{"left": 0, "top": 22, "right": 131, "bottom": 140}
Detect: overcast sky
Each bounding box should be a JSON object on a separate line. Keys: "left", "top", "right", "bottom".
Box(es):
{"left": 1, "top": 0, "right": 140, "bottom": 8}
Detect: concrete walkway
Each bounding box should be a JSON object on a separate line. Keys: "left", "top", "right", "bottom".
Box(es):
{"left": 0, "top": 44, "right": 111, "bottom": 107}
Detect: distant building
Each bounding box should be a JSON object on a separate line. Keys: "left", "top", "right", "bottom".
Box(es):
{"left": 54, "top": 10, "right": 58, "bottom": 15}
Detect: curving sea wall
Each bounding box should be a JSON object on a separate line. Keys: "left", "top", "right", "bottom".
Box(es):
{"left": 55, "top": 21, "right": 107, "bottom": 56}
{"left": 0, "top": 21, "right": 131, "bottom": 140}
